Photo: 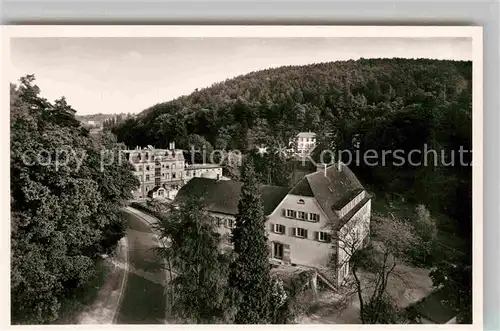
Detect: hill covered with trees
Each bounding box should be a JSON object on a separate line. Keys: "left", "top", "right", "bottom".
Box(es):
{"left": 113, "top": 58, "right": 472, "bottom": 240}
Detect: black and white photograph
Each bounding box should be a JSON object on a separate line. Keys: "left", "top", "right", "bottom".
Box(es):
{"left": 4, "top": 26, "right": 482, "bottom": 326}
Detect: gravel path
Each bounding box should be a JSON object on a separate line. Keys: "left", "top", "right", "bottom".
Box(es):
{"left": 76, "top": 237, "right": 129, "bottom": 324}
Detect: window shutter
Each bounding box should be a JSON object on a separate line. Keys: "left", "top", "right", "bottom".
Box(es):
{"left": 269, "top": 222, "right": 274, "bottom": 232}
{"left": 314, "top": 231, "right": 319, "bottom": 241}
{"left": 268, "top": 241, "right": 273, "bottom": 256}
{"left": 283, "top": 244, "right": 291, "bottom": 262}
{"left": 282, "top": 209, "right": 287, "bottom": 217}
{"left": 304, "top": 229, "right": 309, "bottom": 239}
{"left": 290, "top": 227, "right": 295, "bottom": 237}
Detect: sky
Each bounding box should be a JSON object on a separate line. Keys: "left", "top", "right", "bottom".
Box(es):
{"left": 10, "top": 37, "right": 472, "bottom": 115}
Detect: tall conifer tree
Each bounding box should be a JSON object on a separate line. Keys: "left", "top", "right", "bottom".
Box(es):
{"left": 229, "top": 159, "right": 271, "bottom": 324}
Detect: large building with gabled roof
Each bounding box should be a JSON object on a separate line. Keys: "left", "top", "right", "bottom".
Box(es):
{"left": 174, "top": 162, "right": 371, "bottom": 287}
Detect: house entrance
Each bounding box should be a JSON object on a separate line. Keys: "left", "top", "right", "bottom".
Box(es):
{"left": 273, "top": 242, "right": 284, "bottom": 260}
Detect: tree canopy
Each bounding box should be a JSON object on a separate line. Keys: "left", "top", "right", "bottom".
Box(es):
{"left": 112, "top": 58, "right": 472, "bottom": 237}
{"left": 10, "top": 75, "right": 139, "bottom": 324}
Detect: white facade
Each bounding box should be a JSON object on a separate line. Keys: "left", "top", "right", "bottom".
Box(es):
{"left": 185, "top": 164, "right": 224, "bottom": 181}
{"left": 293, "top": 132, "right": 317, "bottom": 157}
{"left": 335, "top": 199, "right": 371, "bottom": 284}
{"left": 267, "top": 194, "right": 333, "bottom": 267}
{"left": 176, "top": 163, "right": 371, "bottom": 287}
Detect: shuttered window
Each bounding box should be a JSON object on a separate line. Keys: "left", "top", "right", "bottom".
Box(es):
{"left": 294, "top": 228, "right": 308, "bottom": 239}
{"left": 225, "top": 219, "right": 235, "bottom": 229}
{"left": 309, "top": 213, "right": 320, "bottom": 222}
{"left": 285, "top": 209, "right": 297, "bottom": 218}
{"left": 315, "top": 231, "right": 331, "bottom": 242}
{"left": 273, "top": 224, "right": 286, "bottom": 234}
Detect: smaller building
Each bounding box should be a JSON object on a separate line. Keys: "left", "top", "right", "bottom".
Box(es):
{"left": 147, "top": 186, "right": 171, "bottom": 199}
{"left": 405, "top": 288, "right": 458, "bottom": 324}
{"left": 185, "top": 163, "right": 227, "bottom": 181}
{"left": 291, "top": 132, "right": 317, "bottom": 157}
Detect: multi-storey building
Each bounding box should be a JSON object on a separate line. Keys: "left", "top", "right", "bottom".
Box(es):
{"left": 124, "top": 142, "right": 224, "bottom": 200}
{"left": 290, "top": 132, "right": 317, "bottom": 157}
{"left": 175, "top": 163, "right": 371, "bottom": 287}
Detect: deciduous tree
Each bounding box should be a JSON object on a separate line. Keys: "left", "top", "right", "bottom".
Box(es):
{"left": 156, "top": 197, "right": 230, "bottom": 323}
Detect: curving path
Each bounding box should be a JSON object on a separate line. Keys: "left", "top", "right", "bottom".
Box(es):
{"left": 113, "top": 208, "right": 167, "bottom": 324}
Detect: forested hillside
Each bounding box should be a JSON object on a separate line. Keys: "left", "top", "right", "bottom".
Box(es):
{"left": 11, "top": 75, "right": 139, "bottom": 324}
{"left": 113, "top": 58, "right": 472, "bottom": 243}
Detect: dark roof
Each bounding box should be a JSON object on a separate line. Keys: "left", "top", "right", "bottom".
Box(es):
{"left": 289, "top": 163, "right": 365, "bottom": 226}
{"left": 186, "top": 163, "right": 222, "bottom": 170}
{"left": 297, "top": 132, "right": 316, "bottom": 138}
{"left": 408, "top": 288, "right": 457, "bottom": 324}
{"left": 175, "top": 177, "right": 289, "bottom": 216}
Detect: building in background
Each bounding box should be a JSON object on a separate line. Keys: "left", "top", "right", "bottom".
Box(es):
{"left": 185, "top": 163, "right": 227, "bottom": 181}
{"left": 124, "top": 142, "right": 224, "bottom": 200}
{"left": 290, "top": 132, "right": 317, "bottom": 157}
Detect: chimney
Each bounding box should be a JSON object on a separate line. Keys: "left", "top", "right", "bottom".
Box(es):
{"left": 317, "top": 163, "right": 327, "bottom": 176}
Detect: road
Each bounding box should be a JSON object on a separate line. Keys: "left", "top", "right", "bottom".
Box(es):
{"left": 113, "top": 208, "right": 167, "bottom": 324}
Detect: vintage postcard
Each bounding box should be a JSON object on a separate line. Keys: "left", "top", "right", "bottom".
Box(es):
{"left": 2, "top": 26, "right": 482, "bottom": 328}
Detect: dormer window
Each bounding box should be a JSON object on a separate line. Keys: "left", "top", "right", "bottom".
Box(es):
{"left": 297, "top": 199, "right": 305, "bottom": 204}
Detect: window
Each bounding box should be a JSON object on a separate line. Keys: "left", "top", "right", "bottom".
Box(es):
{"left": 165, "top": 173, "right": 170, "bottom": 180}
{"left": 226, "top": 219, "right": 235, "bottom": 229}
{"left": 172, "top": 173, "right": 176, "bottom": 179}
{"left": 298, "top": 211, "right": 307, "bottom": 220}
{"left": 317, "top": 232, "right": 330, "bottom": 242}
{"left": 294, "top": 228, "right": 307, "bottom": 238}
{"left": 162, "top": 173, "right": 165, "bottom": 177}
{"left": 146, "top": 165, "right": 150, "bottom": 171}
{"left": 273, "top": 224, "right": 286, "bottom": 234}
{"left": 145, "top": 175, "right": 150, "bottom": 181}
{"left": 165, "top": 164, "right": 169, "bottom": 169}
{"left": 309, "top": 213, "right": 320, "bottom": 222}
{"left": 297, "top": 199, "right": 305, "bottom": 204}
{"left": 162, "top": 164, "right": 165, "bottom": 168}
{"left": 215, "top": 217, "right": 223, "bottom": 227}
{"left": 138, "top": 165, "right": 143, "bottom": 171}
{"left": 172, "top": 164, "right": 176, "bottom": 170}
{"left": 286, "top": 209, "right": 297, "bottom": 218}
{"left": 273, "top": 242, "right": 284, "bottom": 260}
